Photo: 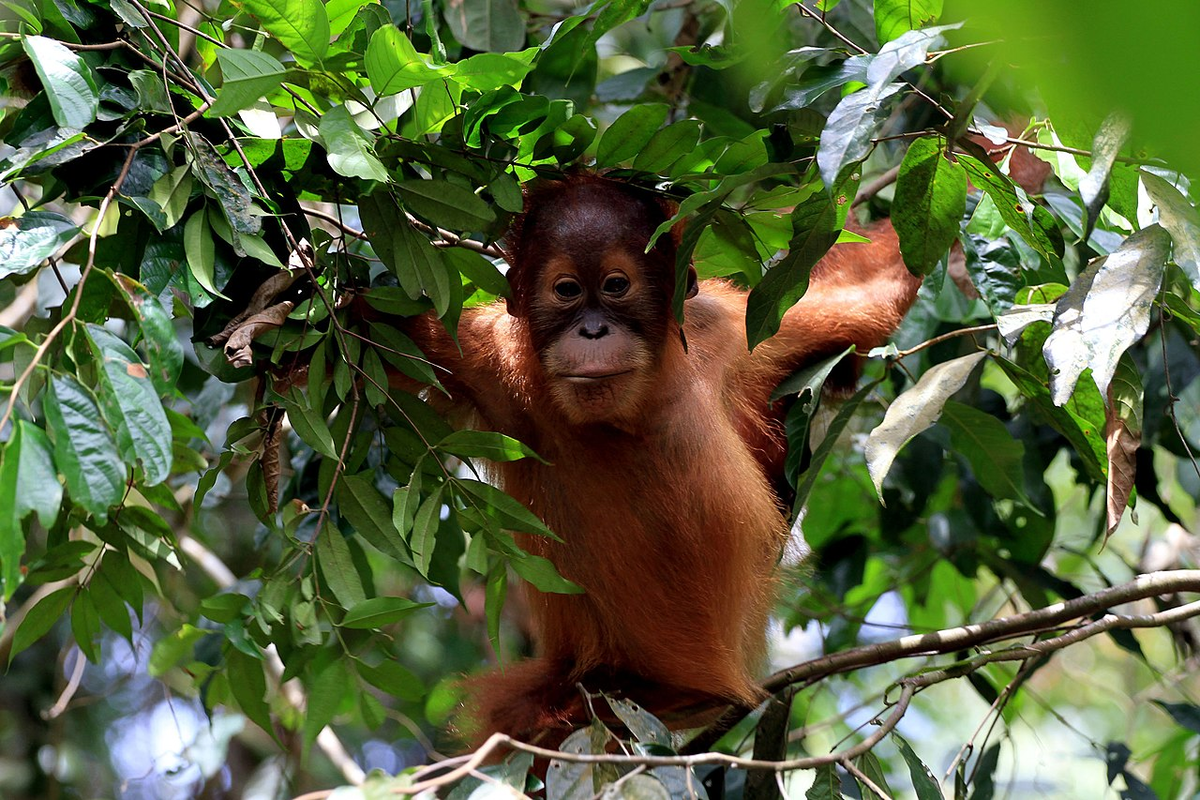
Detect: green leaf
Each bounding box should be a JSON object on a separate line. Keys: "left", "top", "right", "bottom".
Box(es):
{"left": 510, "top": 552, "right": 582, "bottom": 594}
{"left": 199, "top": 593, "right": 250, "bottom": 623}
{"left": 226, "top": 648, "right": 275, "bottom": 737}
{"left": 21, "top": 35, "right": 98, "bottom": 129}
{"left": 443, "top": 0, "right": 524, "bottom": 53}
{"left": 70, "top": 589, "right": 101, "bottom": 662}
{"left": 209, "top": 49, "right": 288, "bottom": 117}
{"left": 86, "top": 325, "right": 173, "bottom": 486}
{"left": 44, "top": 375, "right": 125, "bottom": 524}
{"left": 805, "top": 763, "right": 840, "bottom": 800}
{"left": 893, "top": 732, "right": 945, "bottom": 800}
{"left": 117, "top": 277, "right": 183, "bottom": 391}
{"left": 359, "top": 193, "right": 453, "bottom": 317}
{"left": 960, "top": 233, "right": 1022, "bottom": 315}
{"left": 875, "top": 0, "right": 943, "bottom": 43}
{"left": 746, "top": 191, "right": 841, "bottom": 348}
{"left": 958, "top": 154, "right": 1063, "bottom": 263}
{"left": 940, "top": 402, "right": 1029, "bottom": 503}
{"left": 893, "top": 136, "right": 966, "bottom": 276}
{"left": 147, "top": 166, "right": 193, "bottom": 232}
{"left": 282, "top": 387, "right": 338, "bottom": 459}
{"left": 340, "top": 596, "right": 432, "bottom": 628}
{"left": 445, "top": 247, "right": 511, "bottom": 297}
{"left": 317, "top": 528, "right": 368, "bottom": 608}
{"left": 792, "top": 379, "right": 877, "bottom": 514}
{"left": 453, "top": 53, "right": 533, "bottom": 93}
{"left": 336, "top": 473, "right": 411, "bottom": 564}
{"left": 438, "top": 430, "right": 538, "bottom": 462}
{"left": 395, "top": 179, "right": 496, "bottom": 231}
{"left": 183, "top": 211, "right": 224, "bottom": 299}
{"left": 633, "top": 120, "right": 702, "bottom": 174}
{"left": 410, "top": 485, "right": 444, "bottom": 577}
{"left": 241, "top": 0, "right": 330, "bottom": 65}
{"left": 0, "top": 211, "right": 78, "bottom": 279}
{"left": 597, "top": 104, "right": 669, "bottom": 167}
{"left": 303, "top": 662, "right": 348, "bottom": 749}
{"left": 148, "top": 624, "right": 206, "bottom": 676}
{"left": 356, "top": 659, "right": 425, "bottom": 701}
{"left": 854, "top": 750, "right": 893, "bottom": 800}
{"left": 457, "top": 478, "right": 558, "bottom": 539}
{"left": 365, "top": 25, "right": 446, "bottom": 94}
{"left": 319, "top": 104, "right": 389, "bottom": 182}
{"left": 0, "top": 422, "right": 62, "bottom": 598}
{"left": 9, "top": 585, "right": 74, "bottom": 664}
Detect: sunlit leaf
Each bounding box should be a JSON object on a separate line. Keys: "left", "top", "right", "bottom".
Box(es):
{"left": 241, "top": 0, "right": 330, "bottom": 64}
{"left": 865, "top": 351, "right": 988, "bottom": 497}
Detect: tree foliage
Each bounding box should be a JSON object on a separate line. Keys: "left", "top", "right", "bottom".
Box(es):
{"left": 1, "top": 0, "right": 1200, "bottom": 797}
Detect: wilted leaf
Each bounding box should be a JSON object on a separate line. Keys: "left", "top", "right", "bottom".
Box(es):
{"left": 865, "top": 351, "right": 988, "bottom": 497}
{"left": 1079, "top": 224, "right": 1170, "bottom": 397}
{"left": 1104, "top": 357, "right": 1142, "bottom": 537}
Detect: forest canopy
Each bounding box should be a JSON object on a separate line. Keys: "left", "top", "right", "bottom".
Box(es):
{"left": 2, "top": 0, "right": 1200, "bottom": 798}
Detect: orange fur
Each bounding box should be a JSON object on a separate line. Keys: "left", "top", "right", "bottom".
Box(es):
{"left": 394, "top": 179, "right": 920, "bottom": 744}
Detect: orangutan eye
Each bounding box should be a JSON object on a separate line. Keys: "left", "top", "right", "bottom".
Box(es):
{"left": 602, "top": 275, "right": 630, "bottom": 296}
{"left": 553, "top": 279, "right": 582, "bottom": 300}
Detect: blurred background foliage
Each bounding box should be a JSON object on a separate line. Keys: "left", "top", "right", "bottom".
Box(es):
{"left": 1, "top": 0, "right": 1200, "bottom": 797}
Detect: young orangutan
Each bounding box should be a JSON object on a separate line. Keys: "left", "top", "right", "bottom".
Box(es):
{"left": 385, "top": 174, "right": 922, "bottom": 742}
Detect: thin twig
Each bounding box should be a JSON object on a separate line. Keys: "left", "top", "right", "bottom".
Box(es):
{"left": 894, "top": 324, "right": 997, "bottom": 358}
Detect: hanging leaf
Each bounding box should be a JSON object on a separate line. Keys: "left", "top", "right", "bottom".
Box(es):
{"left": 22, "top": 35, "right": 99, "bottom": 129}
{"left": 44, "top": 375, "right": 126, "bottom": 524}
{"left": 1104, "top": 357, "right": 1142, "bottom": 537}
{"left": 1079, "top": 113, "right": 1131, "bottom": 239}
{"left": 319, "top": 104, "right": 389, "bottom": 182}
{"left": 0, "top": 211, "right": 79, "bottom": 279}
{"left": 865, "top": 351, "right": 988, "bottom": 498}
{"left": 1141, "top": 170, "right": 1200, "bottom": 293}
{"left": 893, "top": 136, "right": 967, "bottom": 276}
{"left": 86, "top": 324, "right": 173, "bottom": 486}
